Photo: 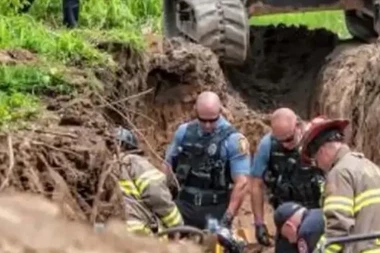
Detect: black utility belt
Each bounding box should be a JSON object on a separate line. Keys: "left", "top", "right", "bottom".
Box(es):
{"left": 179, "top": 190, "right": 229, "bottom": 206}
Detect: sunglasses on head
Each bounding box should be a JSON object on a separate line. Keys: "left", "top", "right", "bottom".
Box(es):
{"left": 197, "top": 115, "right": 219, "bottom": 123}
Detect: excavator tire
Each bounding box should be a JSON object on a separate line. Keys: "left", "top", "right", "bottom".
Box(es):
{"left": 344, "top": 10, "right": 379, "bottom": 42}
{"left": 163, "top": 0, "right": 250, "bottom": 65}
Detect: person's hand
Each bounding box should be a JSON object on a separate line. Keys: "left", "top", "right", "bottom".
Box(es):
{"left": 255, "top": 224, "right": 271, "bottom": 246}
{"left": 220, "top": 212, "right": 234, "bottom": 228}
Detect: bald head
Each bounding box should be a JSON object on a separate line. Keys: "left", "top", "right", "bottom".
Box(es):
{"left": 194, "top": 91, "right": 222, "bottom": 133}
{"left": 195, "top": 91, "right": 221, "bottom": 114}
{"left": 271, "top": 108, "right": 300, "bottom": 149}
{"left": 271, "top": 108, "right": 297, "bottom": 125}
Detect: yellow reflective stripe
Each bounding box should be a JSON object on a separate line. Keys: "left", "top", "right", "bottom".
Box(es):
{"left": 323, "top": 204, "right": 354, "bottom": 216}
{"left": 135, "top": 169, "right": 165, "bottom": 193}
{"left": 316, "top": 235, "right": 342, "bottom": 253}
{"left": 323, "top": 196, "right": 354, "bottom": 216}
{"left": 354, "top": 189, "right": 380, "bottom": 213}
{"left": 119, "top": 180, "right": 140, "bottom": 197}
{"left": 362, "top": 248, "right": 380, "bottom": 253}
{"left": 162, "top": 206, "right": 182, "bottom": 227}
{"left": 126, "top": 220, "right": 151, "bottom": 234}
{"left": 324, "top": 196, "right": 354, "bottom": 206}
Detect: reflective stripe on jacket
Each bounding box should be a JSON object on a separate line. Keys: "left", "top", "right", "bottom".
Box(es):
{"left": 314, "top": 146, "right": 380, "bottom": 253}
{"left": 119, "top": 154, "right": 184, "bottom": 235}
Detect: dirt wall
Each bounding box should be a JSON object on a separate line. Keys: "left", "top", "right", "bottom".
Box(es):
{"left": 311, "top": 41, "right": 380, "bottom": 164}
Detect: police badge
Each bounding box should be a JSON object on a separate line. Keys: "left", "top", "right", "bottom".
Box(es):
{"left": 208, "top": 143, "right": 217, "bottom": 155}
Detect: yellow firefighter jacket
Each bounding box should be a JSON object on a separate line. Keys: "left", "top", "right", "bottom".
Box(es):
{"left": 314, "top": 145, "right": 380, "bottom": 253}
{"left": 118, "top": 154, "right": 184, "bottom": 236}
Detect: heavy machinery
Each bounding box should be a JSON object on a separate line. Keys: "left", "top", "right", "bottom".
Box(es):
{"left": 163, "top": 0, "right": 380, "bottom": 65}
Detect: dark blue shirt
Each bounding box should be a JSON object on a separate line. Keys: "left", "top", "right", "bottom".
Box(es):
{"left": 297, "top": 209, "right": 324, "bottom": 253}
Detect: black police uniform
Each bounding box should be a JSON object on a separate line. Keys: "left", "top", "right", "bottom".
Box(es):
{"left": 274, "top": 202, "right": 324, "bottom": 253}
{"left": 172, "top": 121, "right": 237, "bottom": 229}
{"left": 262, "top": 136, "right": 325, "bottom": 253}
{"left": 263, "top": 136, "right": 325, "bottom": 210}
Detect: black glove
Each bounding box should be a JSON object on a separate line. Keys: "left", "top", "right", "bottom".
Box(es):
{"left": 220, "top": 212, "right": 234, "bottom": 228}
{"left": 255, "top": 224, "right": 271, "bottom": 246}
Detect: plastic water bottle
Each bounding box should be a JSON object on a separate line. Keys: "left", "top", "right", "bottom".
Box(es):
{"left": 206, "top": 216, "right": 220, "bottom": 233}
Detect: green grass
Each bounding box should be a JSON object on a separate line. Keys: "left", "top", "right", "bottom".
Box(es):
{"left": 0, "top": 0, "right": 161, "bottom": 129}
{"left": 0, "top": 0, "right": 350, "bottom": 129}
{"left": 250, "top": 10, "right": 351, "bottom": 38}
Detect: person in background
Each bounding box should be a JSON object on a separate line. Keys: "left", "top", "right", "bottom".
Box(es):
{"left": 19, "top": 0, "right": 80, "bottom": 28}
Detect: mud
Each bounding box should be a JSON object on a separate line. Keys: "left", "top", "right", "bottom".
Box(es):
{"left": 312, "top": 41, "right": 380, "bottom": 164}
{"left": 224, "top": 25, "right": 338, "bottom": 117}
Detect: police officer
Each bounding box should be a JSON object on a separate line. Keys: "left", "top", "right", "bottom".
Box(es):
{"left": 164, "top": 91, "right": 251, "bottom": 230}
{"left": 301, "top": 116, "right": 380, "bottom": 253}
{"left": 19, "top": 0, "right": 80, "bottom": 28}
{"left": 273, "top": 202, "right": 324, "bottom": 253}
{"left": 250, "top": 108, "right": 325, "bottom": 251}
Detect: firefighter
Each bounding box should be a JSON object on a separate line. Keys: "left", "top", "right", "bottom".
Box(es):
{"left": 274, "top": 202, "right": 324, "bottom": 253}
{"left": 300, "top": 116, "right": 380, "bottom": 253}
{"left": 115, "top": 127, "right": 184, "bottom": 236}
{"left": 164, "top": 91, "right": 250, "bottom": 230}
{"left": 251, "top": 108, "right": 325, "bottom": 251}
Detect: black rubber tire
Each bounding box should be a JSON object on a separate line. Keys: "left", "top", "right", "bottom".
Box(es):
{"left": 162, "top": 0, "right": 250, "bottom": 65}
{"left": 163, "top": 0, "right": 181, "bottom": 37}
{"left": 344, "top": 10, "right": 378, "bottom": 42}
{"left": 194, "top": 0, "right": 250, "bottom": 65}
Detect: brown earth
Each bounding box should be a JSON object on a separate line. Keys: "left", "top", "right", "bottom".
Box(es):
{"left": 0, "top": 192, "right": 202, "bottom": 253}
{"left": 0, "top": 23, "right": 378, "bottom": 253}
{"left": 311, "top": 40, "right": 380, "bottom": 165}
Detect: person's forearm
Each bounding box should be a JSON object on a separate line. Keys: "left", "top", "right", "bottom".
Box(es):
{"left": 226, "top": 176, "right": 248, "bottom": 216}
{"left": 251, "top": 178, "right": 264, "bottom": 224}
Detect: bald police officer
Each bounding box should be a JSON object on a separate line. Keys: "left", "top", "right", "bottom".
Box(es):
{"left": 251, "top": 108, "right": 325, "bottom": 251}
{"left": 274, "top": 202, "right": 324, "bottom": 253}
{"left": 164, "top": 91, "right": 250, "bottom": 229}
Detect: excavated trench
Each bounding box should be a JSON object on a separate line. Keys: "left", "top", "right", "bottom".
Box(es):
{"left": 0, "top": 24, "right": 379, "bottom": 252}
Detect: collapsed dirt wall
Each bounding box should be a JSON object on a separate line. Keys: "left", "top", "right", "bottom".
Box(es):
{"left": 312, "top": 41, "right": 380, "bottom": 165}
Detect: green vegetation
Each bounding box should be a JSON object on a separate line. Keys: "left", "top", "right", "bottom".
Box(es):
{"left": 0, "top": 0, "right": 350, "bottom": 128}
{"left": 0, "top": 0, "right": 162, "bottom": 129}
{"left": 251, "top": 10, "right": 351, "bottom": 38}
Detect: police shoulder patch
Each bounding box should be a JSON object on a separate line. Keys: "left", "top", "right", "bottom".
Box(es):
{"left": 297, "top": 238, "right": 309, "bottom": 253}
{"left": 237, "top": 136, "right": 250, "bottom": 155}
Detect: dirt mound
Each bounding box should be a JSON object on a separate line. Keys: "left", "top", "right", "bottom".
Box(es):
{"left": 0, "top": 93, "right": 126, "bottom": 223}
{"left": 312, "top": 41, "right": 380, "bottom": 164}
{"left": 99, "top": 38, "right": 271, "bottom": 164}
{"left": 224, "top": 25, "right": 338, "bottom": 117}
{"left": 0, "top": 192, "right": 202, "bottom": 253}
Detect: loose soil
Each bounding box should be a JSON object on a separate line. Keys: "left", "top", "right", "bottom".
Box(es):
{"left": 0, "top": 23, "right": 378, "bottom": 253}
{"left": 312, "top": 41, "right": 380, "bottom": 165}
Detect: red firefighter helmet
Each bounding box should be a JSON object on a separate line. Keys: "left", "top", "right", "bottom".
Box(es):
{"left": 300, "top": 116, "right": 349, "bottom": 164}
